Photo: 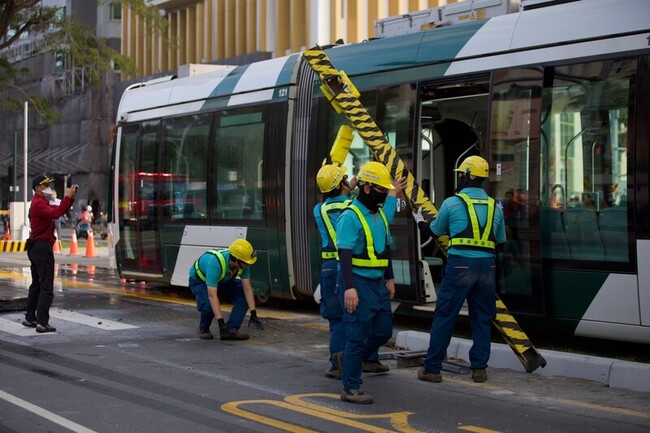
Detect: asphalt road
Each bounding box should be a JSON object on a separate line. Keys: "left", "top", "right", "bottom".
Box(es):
{"left": 1, "top": 254, "right": 649, "bottom": 433}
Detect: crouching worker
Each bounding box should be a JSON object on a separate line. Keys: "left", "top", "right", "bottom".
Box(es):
{"left": 189, "top": 239, "right": 263, "bottom": 341}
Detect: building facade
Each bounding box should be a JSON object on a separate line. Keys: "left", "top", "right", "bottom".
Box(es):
{"left": 123, "top": 0, "right": 461, "bottom": 76}
{"left": 0, "top": 0, "right": 121, "bottom": 220}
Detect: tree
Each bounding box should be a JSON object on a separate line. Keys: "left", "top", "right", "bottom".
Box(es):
{"left": 0, "top": 0, "right": 166, "bottom": 123}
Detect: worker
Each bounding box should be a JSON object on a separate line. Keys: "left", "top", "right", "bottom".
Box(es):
{"left": 188, "top": 239, "right": 263, "bottom": 341}
{"left": 334, "top": 161, "right": 402, "bottom": 404}
{"left": 314, "top": 164, "right": 352, "bottom": 379}
{"left": 315, "top": 163, "right": 405, "bottom": 381}
{"left": 414, "top": 155, "right": 506, "bottom": 384}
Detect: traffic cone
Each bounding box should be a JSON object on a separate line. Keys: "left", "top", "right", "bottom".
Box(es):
{"left": 3, "top": 227, "right": 10, "bottom": 240}
{"left": 53, "top": 229, "right": 62, "bottom": 253}
{"left": 85, "top": 231, "right": 97, "bottom": 258}
{"left": 69, "top": 229, "right": 79, "bottom": 255}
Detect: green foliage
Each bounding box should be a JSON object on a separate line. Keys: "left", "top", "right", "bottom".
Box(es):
{"left": 0, "top": 0, "right": 167, "bottom": 124}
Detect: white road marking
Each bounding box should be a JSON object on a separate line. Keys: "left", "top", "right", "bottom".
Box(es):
{"left": 49, "top": 308, "right": 138, "bottom": 330}
{"left": 0, "top": 390, "right": 98, "bottom": 433}
{"left": 0, "top": 309, "right": 138, "bottom": 336}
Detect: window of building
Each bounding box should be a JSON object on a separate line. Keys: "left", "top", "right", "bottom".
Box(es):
{"left": 110, "top": 2, "right": 122, "bottom": 21}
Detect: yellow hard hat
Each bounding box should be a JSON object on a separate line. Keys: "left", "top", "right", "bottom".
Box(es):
{"left": 454, "top": 155, "right": 489, "bottom": 178}
{"left": 357, "top": 161, "right": 394, "bottom": 190}
{"left": 317, "top": 164, "right": 347, "bottom": 193}
{"left": 229, "top": 239, "right": 257, "bottom": 265}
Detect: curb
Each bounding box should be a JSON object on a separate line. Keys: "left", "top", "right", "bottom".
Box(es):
{"left": 395, "top": 330, "right": 650, "bottom": 393}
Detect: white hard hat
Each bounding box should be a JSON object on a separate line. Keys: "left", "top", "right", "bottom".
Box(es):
{"left": 87, "top": 205, "right": 92, "bottom": 211}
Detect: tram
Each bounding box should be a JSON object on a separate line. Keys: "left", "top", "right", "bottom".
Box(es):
{"left": 110, "top": 0, "right": 650, "bottom": 344}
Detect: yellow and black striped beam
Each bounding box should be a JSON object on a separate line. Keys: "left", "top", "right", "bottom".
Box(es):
{"left": 303, "top": 45, "right": 546, "bottom": 373}
{"left": 303, "top": 47, "right": 438, "bottom": 222}
{"left": 0, "top": 241, "right": 26, "bottom": 252}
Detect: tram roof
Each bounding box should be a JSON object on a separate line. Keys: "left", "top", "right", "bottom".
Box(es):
{"left": 117, "top": 0, "right": 649, "bottom": 122}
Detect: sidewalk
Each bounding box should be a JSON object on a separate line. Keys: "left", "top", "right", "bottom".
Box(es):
{"left": 395, "top": 330, "right": 650, "bottom": 393}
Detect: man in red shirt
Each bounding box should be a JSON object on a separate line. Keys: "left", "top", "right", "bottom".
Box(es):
{"left": 22, "top": 175, "right": 78, "bottom": 333}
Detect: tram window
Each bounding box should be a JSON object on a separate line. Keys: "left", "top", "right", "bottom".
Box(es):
{"left": 162, "top": 114, "right": 210, "bottom": 221}
{"left": 541, "top": 59, "right": 634, "bottom": 262}
{"left": 213, "top": 110, "right": 265, "bottom": 220}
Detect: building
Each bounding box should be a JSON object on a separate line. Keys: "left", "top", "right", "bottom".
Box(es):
{"left": 122, "top": 0, "right": 464, "bottom": 77}
{"left": 0, "top": 0, "right": 121, "bottom": 220}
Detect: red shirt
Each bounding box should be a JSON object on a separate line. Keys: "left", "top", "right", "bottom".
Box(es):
{"left": 29, "top": 194, "right": 74, "bottom": 244}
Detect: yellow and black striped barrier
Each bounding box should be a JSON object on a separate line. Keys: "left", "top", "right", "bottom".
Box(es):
{"left": 0, "top": 241, "right": 27, "bottom": 252}
{"left": 303, "top": 45, "right": 546, "bottom": 373}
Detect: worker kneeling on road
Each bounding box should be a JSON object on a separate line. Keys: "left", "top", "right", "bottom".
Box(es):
{"left": 188, "top": 239, "right": 263, "bottom": 341}
{"left": 334, "top": 161, "right": 401, "bottom": 404}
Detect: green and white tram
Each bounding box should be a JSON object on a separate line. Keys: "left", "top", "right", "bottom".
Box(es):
{"left": 111, "top": 0, "right": 650, "bottom": 344}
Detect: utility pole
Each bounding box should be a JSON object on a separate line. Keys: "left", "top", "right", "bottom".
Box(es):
{"left": 21, "top": 101, "right": 29, "bottom": 241}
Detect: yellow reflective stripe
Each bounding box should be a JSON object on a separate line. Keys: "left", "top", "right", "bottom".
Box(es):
{"left": 451, "top": 194, "right": 496, "bottom": 249}
{"left": 320, "top": 200, "right": 350, "bottom": 260}
{"left": 347, "top": 205, "right": 389, "bottom": 268}
{"left": 193, "top": 249, "right": 227, "bottom": 282}
{"left": 450, "top": 238, "right": 496, "bottom": 249}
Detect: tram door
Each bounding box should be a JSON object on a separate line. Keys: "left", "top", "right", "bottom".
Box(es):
{"left": 116, "top": 121, "right": 164, "bottom": 279}
{"left": 416, "top": 75, "right": 545, "bottom": 314}
{"left": 416, "top": 79, "right": 492, "bottom": 295}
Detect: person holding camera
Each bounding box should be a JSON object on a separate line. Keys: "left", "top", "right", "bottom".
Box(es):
{"left": 22, "top": 175, "right": 77, "bottom": 333}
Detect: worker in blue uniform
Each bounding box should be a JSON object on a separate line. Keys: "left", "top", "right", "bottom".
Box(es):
{"left": 415, "top": 155, "right": 506, "bottom": 384}
{"left": 334, "top": 161, "right": 400, "bottom": 404}
{"left": 315, "top": 163, "right": 404, "bottom": 380}
{"left": 188, "top": 239, "right": 263, "bottom": 341}
{"left": 314, "top": 163, "right": 353, "bottom": 379}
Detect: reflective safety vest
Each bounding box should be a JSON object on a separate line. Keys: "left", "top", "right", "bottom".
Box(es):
{"left": 449, "top": 193, "right": 496, "bottom": 251}
{"left": 320, "top": 199, "right": 351, "bottom": 260}
{"left": 345, "top": 204, "right": 390, "bottom": 269}
{"left": 193, "top": 249, "right": 241, "bottom": 283}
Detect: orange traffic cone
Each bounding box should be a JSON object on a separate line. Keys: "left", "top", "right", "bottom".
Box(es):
{"left": 53, "top": 229, "right": 62, "bottom": 253}
{"left": 69, "top": 229, "right": 79, "bottom": 255}
{"left": 3, "top": 227, "right": 10, "bottom": 240}
{"left": 85, "top": 231, "right": 97, "bottom": 258}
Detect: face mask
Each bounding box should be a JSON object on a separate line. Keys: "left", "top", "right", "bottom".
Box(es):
{"left": 42, "top": 187, "right": 53, "bottom": 197}
{"left": 358, "top": 186, "right": 388, "bottom": 213}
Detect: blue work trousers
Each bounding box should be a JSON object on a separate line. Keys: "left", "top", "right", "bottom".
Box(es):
{"left": 338, "top": 274, "right": 393, "bottom": 390}
{"left": 319, "top": 259, "right": 346, "bottom": 368}
{"left": 189, "top": 276, "right": 248, "bottom": 332}
{"left": 423, "top": 256, "right": 496, "bottom": 373}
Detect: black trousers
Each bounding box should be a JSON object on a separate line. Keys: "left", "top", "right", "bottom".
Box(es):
{"left": 26, "top": 241, "right": 55, "bottom": 325}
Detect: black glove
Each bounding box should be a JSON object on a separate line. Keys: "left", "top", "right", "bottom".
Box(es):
{"left": 248, "top": 310, "right": 264, "bottom": 330}
{"left": 217, "top": 318, "right": 227, "bottom": 331}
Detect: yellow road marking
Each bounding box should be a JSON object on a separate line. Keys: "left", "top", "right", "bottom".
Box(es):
{"left": 458, "top": 426, "right": 501, "bottom": 433}
{"left": 222, "top": 393, "right": 425, "bottom": 433}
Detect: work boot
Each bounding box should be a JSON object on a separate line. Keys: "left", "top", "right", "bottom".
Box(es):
{"left": 324, "top": 366, "right": 342, "bottom": 380}
{"left": 332, "top": 352, "right": 344, "bottom": 372}
{"left": 418, "top": 367, "right": 442, "bottom": 383}
{"left": 219, "top": 327, "right": 249, "bottom": 341}
{"left": 340, "top": 388, "right": 373, "bottom": 404}
{"left": 197, "top": 329, "right": 214, "bottom": 340}
{"left": 471, "top": 369, "right": 488, "bottom": 383}
{"left": 35, "top": 324, "right": 56, "bottom": 333}
{"left": 362, "top": 360, "right": 390, "bottom": 373}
